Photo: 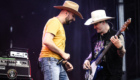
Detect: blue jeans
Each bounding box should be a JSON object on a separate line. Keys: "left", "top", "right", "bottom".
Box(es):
{"left": 39, "top": 57, "right": 69, "bottom": 80}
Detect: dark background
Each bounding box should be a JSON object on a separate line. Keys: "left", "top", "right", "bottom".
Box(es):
{"left": 0, "top": 0, "right": 140, "bottom": 80}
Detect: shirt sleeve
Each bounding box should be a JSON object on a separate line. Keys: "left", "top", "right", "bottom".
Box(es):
{"left": 46, "top": 19, "right": 60, "bottom": 36}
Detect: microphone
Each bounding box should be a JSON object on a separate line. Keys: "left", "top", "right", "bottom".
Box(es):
{"left": 57, "top": 59, "right": 64, "bottom": 65}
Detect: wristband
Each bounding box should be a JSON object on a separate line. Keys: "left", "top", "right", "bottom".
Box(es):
{"left": 64, "top": 61, "right": 68, "bottom": 65}
{"left": 117, "top": 46, "right": 123, "bottom": 50}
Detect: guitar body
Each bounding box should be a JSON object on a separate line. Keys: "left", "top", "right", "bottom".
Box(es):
{"left": 85, "top": 59, "right": 103, "bottom": 80}
{"left": 85, "top": 61, "right": 97, "bottom": 80}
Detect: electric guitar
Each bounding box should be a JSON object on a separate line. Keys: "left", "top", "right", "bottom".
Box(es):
{"left": 85, "top": 18, "right": 131, "bottom": 80}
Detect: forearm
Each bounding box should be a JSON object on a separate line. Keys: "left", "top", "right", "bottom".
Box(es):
{"left": 117, "top": 46, "right": 126, "bottom": 57}
{"left": 117, "top": 35, "right": 126, "bottom": 57}
{"left": 43, "top": 32, "right": 65, "bottom": 56}
{"left": 44, "top": 39, "right": 64, "bottom": 56}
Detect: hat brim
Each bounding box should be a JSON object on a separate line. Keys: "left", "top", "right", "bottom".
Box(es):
{"left": 84, "top": 17, "right": 114, "bottom": 26}
{"left": 54, "top": 6, "right": 83, "bottom": 19}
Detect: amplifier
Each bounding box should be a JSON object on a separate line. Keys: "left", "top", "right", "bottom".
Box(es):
{"left": 9, "top": 51, "right": 28, "bottom": 59}
{"left": 5, "top": 47, "right": 29, "bottom": 59}
{"left": 0, "top": 57, "right": 31, "bottom": 77}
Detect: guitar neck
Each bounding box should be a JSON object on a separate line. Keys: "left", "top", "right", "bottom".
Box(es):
{"left": 95, "top": 30, "right": 121, "bottom": 65}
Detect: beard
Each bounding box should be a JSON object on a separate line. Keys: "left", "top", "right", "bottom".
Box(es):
{"left": 65, "top": 16, "right": 73, "bottom": 25}
{"left": 65, "top": 20, "right": 70, "bottom": 25}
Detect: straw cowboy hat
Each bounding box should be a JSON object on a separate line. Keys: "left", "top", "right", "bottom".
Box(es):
{"left": 84, "top": 10, "right": 114, "bottom": 25}
{"left": 54, "top": 1, "right": 83, "bottom": 19}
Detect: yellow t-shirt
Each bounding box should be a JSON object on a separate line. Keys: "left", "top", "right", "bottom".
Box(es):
{"left": 39, "top": 17, "right": 66, "bottom": 60}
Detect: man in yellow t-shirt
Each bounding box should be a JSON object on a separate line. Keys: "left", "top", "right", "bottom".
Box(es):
{"left": 38, "top": 1, "right": 83, "bottom": 80}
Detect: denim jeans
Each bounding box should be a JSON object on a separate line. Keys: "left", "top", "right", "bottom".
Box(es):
{"left": 39, "top": 57, "right": 69, "bottom": 80}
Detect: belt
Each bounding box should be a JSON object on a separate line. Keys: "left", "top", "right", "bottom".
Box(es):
{"left": 39, "top": 57, "right": 59, "bottom": 62}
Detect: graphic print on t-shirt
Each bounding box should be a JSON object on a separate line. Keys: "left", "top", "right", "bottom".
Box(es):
{"left": 94, "top": 40, "right": 104, "bottom": 58}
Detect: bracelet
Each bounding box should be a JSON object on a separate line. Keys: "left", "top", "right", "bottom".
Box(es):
{"left": 117, "top": 46, "right": 123, "bottom": 50}
{"left": 64, "top": 61, "right": 68, "bottom": 65}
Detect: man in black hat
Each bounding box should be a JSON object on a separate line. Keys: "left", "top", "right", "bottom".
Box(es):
{"left": 39, "top": 1, "right": 83, "bottom": 80}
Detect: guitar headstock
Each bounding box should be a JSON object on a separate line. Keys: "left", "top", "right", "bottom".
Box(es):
{"left": 120, "top": 18, "right": 131, "bottom": 32}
